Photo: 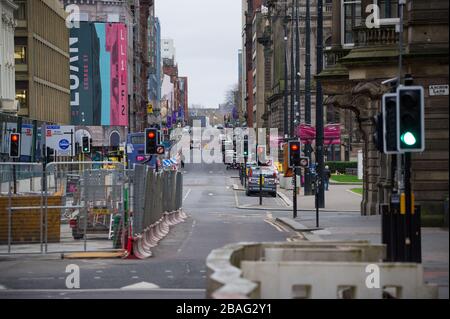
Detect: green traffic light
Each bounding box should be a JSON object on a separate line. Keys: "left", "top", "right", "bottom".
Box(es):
{"left": 401, "top": 132, "right": 417, "bottom": 146}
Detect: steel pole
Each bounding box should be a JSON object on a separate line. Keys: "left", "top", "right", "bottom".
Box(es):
{"left": 316, "top": 0, "right": 325, "bottom": 208}
{"left": 283, "top": 4, "right": 289, "bottom": 139}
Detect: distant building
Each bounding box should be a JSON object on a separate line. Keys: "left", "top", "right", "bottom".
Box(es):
{"left": 0, "top": 0, "right": 18, "bottom": 114}
{"left": 178, "top": 76, "right": 188, "bottom": 124}
{"left": 15, "top": 0, "right": 71, "bottom": 124}
{"left": 162, "top": 38, "right": 176, "bottom": 62}
{"left": 148, "top": 16, "right": 162, "bottom": 126}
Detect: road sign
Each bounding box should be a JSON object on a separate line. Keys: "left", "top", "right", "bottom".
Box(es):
{"left": 298, "top": 157, "right": 309, "bottom": 168}
{"left": 156, "top": 145, "right": 165, "bottom": 155}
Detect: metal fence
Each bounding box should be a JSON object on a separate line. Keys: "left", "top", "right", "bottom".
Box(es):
{"left": 131, "top": 165, "right": 183, "bottom": 235}
{"left": 0, "top": 161, "right": 184, "bottom": 255}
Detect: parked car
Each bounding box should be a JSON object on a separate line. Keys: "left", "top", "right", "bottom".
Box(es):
{"left": 245, "top": 166, "right": 278, "bottom": 197}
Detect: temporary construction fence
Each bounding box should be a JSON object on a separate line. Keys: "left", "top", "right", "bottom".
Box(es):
{"left": 0, "top": 161, "right": 186, "bottom": 257}
{"left": 128, "top": 164, "right": 186, "bottom": 259}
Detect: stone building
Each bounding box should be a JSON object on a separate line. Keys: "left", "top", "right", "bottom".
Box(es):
{"left": 14, "top": 0, "right": 71, "bottom": 124}
{"left": 320, "top": 0, "right": 449, "bottom": 220}
{"left": 262, "top": 0, "right": 332, "bottom": 141}
{"left": 0, "top": 0, "right": 18, "bottom": 114}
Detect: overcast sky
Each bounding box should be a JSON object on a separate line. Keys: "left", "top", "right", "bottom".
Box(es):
{"left": 155, "top": 0, "right": 242, "bottom": 109}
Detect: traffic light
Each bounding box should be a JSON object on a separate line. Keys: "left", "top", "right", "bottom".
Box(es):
{"left": 145, "top": 128, "right": 158, "bottom": 155}
{"left": 382, "top": 93, "right": 399, "bottom": 154}
{"left": 397, "top": 86, "right": 425, "bottom": 152}
{"left": 9, "top": 133, "right": 21, "bottom": 158}
{"left": 82, "top": 136, "right": 90, "bottom": 154}
{"left": 288, "top": 140, "right": 301, "bottom": 168}
{"left": 243, "top": 135, "right": 249, "bottom": 158}
{"left": 373, "top": 113, "right": 384, "bottom": 153}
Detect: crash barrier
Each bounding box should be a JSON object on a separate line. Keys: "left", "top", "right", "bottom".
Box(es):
{"left": 128, "top": 165, "right": 186, "bottom": 259}
{"left": 206, "top": 242, "right": 438, "bottom": 299}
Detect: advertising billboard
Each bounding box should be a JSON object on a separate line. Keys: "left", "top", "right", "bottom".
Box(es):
{"left": 70, "top": 22, "right": 128, "bottom": 126}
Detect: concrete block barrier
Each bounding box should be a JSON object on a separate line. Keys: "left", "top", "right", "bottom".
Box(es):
{"left": 206, "top": 242, "right": 438, "bottom": 299}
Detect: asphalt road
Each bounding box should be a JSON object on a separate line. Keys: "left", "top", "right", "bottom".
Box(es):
{"left": 0, "top": 161, "right": 290, "bottom": 298}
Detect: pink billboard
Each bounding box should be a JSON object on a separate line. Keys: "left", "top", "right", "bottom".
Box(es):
{"left": 106, "top": 23, "right": 128, "bottom": 126}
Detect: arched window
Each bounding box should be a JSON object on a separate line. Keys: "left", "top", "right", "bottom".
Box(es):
{"left": 109, "top": 131, "right": 120, "bottom": 148}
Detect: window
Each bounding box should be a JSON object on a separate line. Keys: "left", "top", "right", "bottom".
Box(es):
{"left": 341, "top": 0, "right": 361, "bottom": 46}
{"left": 14, "top": 1, "right": 27, "bottom": 20}
{"left": 14, "top": 45, "right": 27, "bottom": 64}
{"left": 16, "top": 89, "right": 28, "bottom": 109}
{"left": 376, "top": 0, "right": 398, "bottom": 19}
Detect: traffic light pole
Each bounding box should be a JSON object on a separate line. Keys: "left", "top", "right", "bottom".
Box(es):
{"left": 293, "top": 167, "right": 297, "bottom": 219}
{"left": 315, "top": 0, "right": 325, "bottom": 208}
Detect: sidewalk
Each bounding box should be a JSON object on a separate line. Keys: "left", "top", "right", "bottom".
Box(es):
{"left": 278, "top": 183, "right": 361, "bottom": 212}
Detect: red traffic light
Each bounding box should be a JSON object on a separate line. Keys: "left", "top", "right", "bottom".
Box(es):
{"left": 11, "top": 134, "right": 19, "bottom": 142}
{"left": 148, "top": 131, "right": 156, "bottom": 139}
{"left": 290, "top": 143, "right": 299, "bottom": 151}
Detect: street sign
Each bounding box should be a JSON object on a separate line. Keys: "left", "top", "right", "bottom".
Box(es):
{"left": 156, "top": 145, "right": 165, "bottom": 155}
{"left": 45, "top": 125, "right": 75, "bottom": 156}
{"left": 429, "top": 84, "right": 448, "bottom": 96}
{"left": 298, "top": 157, "right": 309, "bottom": 168}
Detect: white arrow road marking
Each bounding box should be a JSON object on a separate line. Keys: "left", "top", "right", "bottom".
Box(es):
{"left": 0, "top": 285, "right": 6, "bottom": 290}
{"left": 120, "top": 282, "right": 160, "bottom": 290}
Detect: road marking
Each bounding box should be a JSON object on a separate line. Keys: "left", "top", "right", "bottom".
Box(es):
{"left": 346, "top": 189, "right": 363, "bottom": 197}
{"left": 94, "top": 277, "right": 101, "bottom": 280}
{"left": 167, "top": 275, "right": 174, "bottom": 279}
{"left": 132, "top": 276, "right": 139, "bottom": 279}
{"left": 121, "top": 282, "right": 160, "bottom": 290}
{"left": 0, "top": 285, "right": 6, "bottom": 290}
{"left": 96, "top": 270, "right": 103, "bottom": 273}
{"left": 200, "top": 270, "right": 206, "bottom": 273}
{"left": 18, "top": 277, "right": 55, "bottom": 281}
{"left": 130, "top": 270, "right": 137, "bottom": 273}
{"left": 208, "top": 193, "right": 214, "bottom": 196}
{"left": 165, "top": 270, "right": 172, "bottom": 273}
{"left": 183, "top": 188, "right": 192, "bottom": 202}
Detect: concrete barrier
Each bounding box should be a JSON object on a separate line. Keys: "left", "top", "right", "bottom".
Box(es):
{"left": 205, "top": 241, "right": 437, "bottom": 299}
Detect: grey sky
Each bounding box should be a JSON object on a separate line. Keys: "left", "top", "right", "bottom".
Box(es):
{"left": 155, "top": 0, "right": 242, "bottom": 109}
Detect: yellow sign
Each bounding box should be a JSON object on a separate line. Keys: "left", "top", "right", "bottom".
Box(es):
{"left": 147, "top": 103, "right": 153, "bottom": 114}
{"left": 92, "top": 208, "right": 110, "bottom": 215}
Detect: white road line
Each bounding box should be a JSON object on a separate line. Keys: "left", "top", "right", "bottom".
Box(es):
{"left": 165, "top": 270, "right": 172, "bottom": 273}
{"left": 167, "top": 275, "right": 174, "bottom": 279}
{"left": 0, "top": 285, "right": 6, "bottom": 290}
{"left": 346, "top": 189, "right": 363, "bottom": 197}
{"left": 94, "top": 277, "right": 101, "bottom": 280}
{"left": 130, "top": 270, "right": 137, "bottom": 273}
{"left": 96, "top": 270, "right": 103, "bottom": 273}
{"left": 18, "top": 277, "right": 55, "bottom": 281}
{"left": 132, "top": 276, "right": 139, "bottom": 279}
{"left": 183, "top": 188, "right": 192, "bottom": 202}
